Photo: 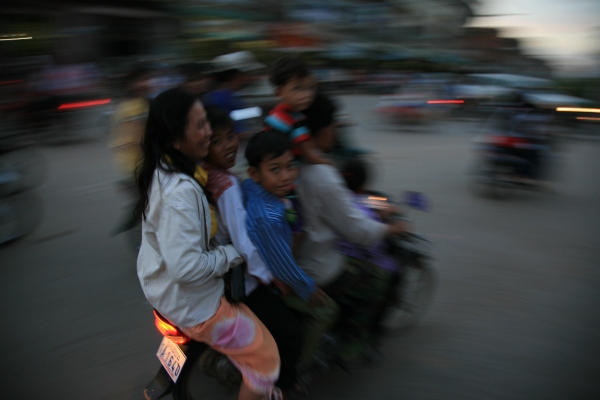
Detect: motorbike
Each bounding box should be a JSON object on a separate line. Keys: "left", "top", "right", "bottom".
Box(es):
{"left": 8, "top": 91, "right": 112, "bottom": 145}
{"left": 374, "top": 80, "right": 461, "bottom": 127}
{"left": 468, "top": 110, "right": 557, "bottom": 198}
{"left": 141, "top": 190, "right": 436, "bottom": 400}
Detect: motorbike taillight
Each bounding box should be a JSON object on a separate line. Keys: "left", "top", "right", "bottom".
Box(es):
{"left": 153, "top": 310, "right": 191, "bottom": 345}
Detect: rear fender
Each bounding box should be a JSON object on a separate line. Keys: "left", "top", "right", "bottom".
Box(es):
{"left": 143, "top": 341, "right": 208, "bottom": 399}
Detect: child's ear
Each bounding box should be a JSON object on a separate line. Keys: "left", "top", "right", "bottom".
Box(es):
{"left": 247, "top": 166, "right": 260, "bottom": 182}
{"left": 274, "top": 86, "right": 282, "bottom": 97}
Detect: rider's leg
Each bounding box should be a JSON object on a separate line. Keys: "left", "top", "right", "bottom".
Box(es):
{"left": 244, "top": 285, "right": 303, "bottom": 391}
{"left": 322, "top": 256, "right": 391, "bottom": 360}
{"left": 238, "top": 382, "right": 262, "bottom": 400}
{"left": 182, "top": 298, "right": 281, "bottom": 399}
{"left": 283, "top": 292, "right": 339, "bottom": 368}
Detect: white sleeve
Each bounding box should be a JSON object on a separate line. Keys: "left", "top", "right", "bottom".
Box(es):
{"left": 316, "top": 166, "right": 387, "bottom": 246}
{"left": 217, "top": 180, "right": 274, "bottom": 284}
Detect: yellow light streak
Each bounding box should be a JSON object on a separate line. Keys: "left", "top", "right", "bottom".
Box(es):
{"left": 556, "top": 107, "right": 600, "bottom": 113}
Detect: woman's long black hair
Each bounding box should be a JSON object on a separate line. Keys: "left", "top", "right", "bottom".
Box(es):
{"left": 134, "top": 88, "right": 202, "bottom": 220}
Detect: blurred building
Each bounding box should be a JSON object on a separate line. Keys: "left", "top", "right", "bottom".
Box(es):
{"left": 185, "top": 0, "right": 552, "bottom": 76}
{"left": 457, "top": 27, "right": 552, "bottom": 77}
{"left": 0, "top": 0, "right": 554, "bottom": 77}
{"left": 0, "top": 0, "right": 179, "bottom": 64}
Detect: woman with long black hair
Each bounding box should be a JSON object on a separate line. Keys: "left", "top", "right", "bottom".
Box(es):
{"left": 135, "top": 88, "right": 281, "bottom": 400}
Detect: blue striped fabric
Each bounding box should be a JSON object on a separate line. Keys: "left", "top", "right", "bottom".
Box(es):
{"left": 241, "top": 179, "right": 316, "bottom": 301}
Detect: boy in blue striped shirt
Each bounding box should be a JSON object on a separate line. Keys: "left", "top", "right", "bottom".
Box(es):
{"left": 242, "top": 130, "right": 338, "bottom": 370}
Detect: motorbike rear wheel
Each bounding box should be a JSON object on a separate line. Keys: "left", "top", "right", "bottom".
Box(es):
{"left": 380, "top": 260, "right": 436, "bottom": 333}
{"left": 172, "top": 348, "right": 240, "bottom": 400}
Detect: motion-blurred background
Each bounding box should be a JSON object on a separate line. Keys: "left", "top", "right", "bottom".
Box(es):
{"left": 1, "top": 1, "right": 599, "bottom": 400}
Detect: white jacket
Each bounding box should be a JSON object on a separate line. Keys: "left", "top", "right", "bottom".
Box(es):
{"left": 137, "top": 167, "right": 242, "bottom": 328}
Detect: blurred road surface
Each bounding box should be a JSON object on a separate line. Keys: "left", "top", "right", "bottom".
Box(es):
{"left": 1, "top": 95, "right": 599, "bottom": 400}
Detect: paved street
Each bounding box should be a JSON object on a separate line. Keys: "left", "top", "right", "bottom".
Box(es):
{"left": 1, "top": 95, "right": 599, "bottom": 400}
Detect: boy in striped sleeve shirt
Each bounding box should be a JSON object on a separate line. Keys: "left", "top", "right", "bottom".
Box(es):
{"left": 242, "top": 130, "right": 338, "bottom": 371}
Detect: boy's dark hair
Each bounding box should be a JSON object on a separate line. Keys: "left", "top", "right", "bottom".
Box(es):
{"left": 205, "top": 105, "right": 234, "bottom": 133}
{"left": 245, "top": 130, "right": 292, "bottom": 168}
{"left": 303, "top": 92, "right": 337, "bottom": 136}
{"left": 269, "top": 55, "right": 311, "bottom": 87}
{"left": 341, "top": 157, "right": 369, "bottom": 192}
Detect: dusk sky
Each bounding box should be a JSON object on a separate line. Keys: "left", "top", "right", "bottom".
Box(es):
{"left": 467, "top": 0, "right": 600, "bottom": 75}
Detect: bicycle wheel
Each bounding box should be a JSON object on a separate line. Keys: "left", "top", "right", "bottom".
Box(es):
{"left": 380, "top": 260, "right": 437, "bottom": 333}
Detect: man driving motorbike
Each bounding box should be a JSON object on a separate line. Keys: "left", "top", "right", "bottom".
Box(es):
{"left": 296, "top": 94, "right": 408, "bottom": 361}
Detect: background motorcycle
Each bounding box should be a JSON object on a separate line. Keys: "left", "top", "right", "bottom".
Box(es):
{"left": 468, "top": 109, "right": 558, "bottom": 198}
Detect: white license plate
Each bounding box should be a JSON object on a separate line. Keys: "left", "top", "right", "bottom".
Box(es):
{"left": 156, "top": 337, "right": 187, "bottom": 383}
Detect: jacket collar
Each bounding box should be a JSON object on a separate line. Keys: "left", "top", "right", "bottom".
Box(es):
{"left": 156, "top": 163, "right": 199, "bottom": 196}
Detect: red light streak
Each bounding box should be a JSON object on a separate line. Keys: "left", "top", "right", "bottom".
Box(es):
{"left": 0, "top": 80, "right": 24, "bottom": 85}
{"left": 427, "top": 100, "right": 465, "bottom": 105}
{"left": 58, "top": 99, "right": 111, "bottom": 110}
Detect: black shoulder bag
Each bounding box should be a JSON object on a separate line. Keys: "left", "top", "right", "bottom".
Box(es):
{"left": 224, "top": 263, "right": 246, "bottom": 303}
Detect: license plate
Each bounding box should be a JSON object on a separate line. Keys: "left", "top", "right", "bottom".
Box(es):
{"left": 156, "top": 337, "right": 187, "bottom": 383}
